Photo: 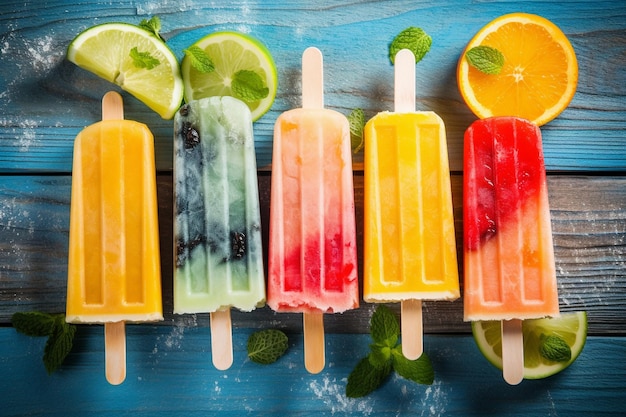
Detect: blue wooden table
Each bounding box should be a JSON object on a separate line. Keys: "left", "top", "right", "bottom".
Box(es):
{"left": 1, "top": 1, "right": 625, "bottom": 416}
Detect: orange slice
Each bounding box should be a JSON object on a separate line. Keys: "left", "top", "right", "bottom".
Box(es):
{"left": 457, "top": 13, "right": 578, "bottom": 126}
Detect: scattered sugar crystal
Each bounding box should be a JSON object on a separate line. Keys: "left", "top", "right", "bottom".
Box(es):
{"left": 309, "top": 376, "right": 374, "bottom": 415}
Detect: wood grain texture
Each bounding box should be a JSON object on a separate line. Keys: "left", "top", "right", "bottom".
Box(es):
{"left": 0, "top": 1, "right": 625, "bottom": 172}
{"left": 2, "top": 174, "right": 624, "bottom": 334}
{"left": 1, "top": 327, "right": 624, "bottom": 416}
{"left": 1, "top": 1, "right": 625, "bottom": 414}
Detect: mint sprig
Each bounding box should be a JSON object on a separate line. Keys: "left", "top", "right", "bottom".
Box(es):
{"left": 346, "top": 305, "right": 434, "bottom": 398}
{"left": 540, "top": 335, "right": 572, "bottom": 362}
{"left": 12, "top": 312, "right": 76, "bottom": 374}
{"left": 389, "top": 27, "right": 432, "bottom": 65}
{"left": 138, "top": 16, "right": 164, "bottom": 41}
{"left": 130, "top": 46, "right": 160, "bottom": 70}
{"left": 348, "top": 108, "right": 365, "bottom": 154}
{"left": 232, "top": 70, "right": 269, "bottom": 103}
{"left": 465, "top": 45, "right": 504, "bottom": 75}
{"left": 247, "top": 329, "right": 288, "bottom": 364}
{"left": 184, "top": 45, "right": 215, "bottom": 74}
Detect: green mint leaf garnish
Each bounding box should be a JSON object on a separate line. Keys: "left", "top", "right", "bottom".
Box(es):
{"left": 345, "top": 305, "right": 434, "bottom": 398}
{"left": 138, "top": 16, "right": 164, "bottom": 41}
{"left": 370, "top": 304, "right": 399, "bottom": 347}
{"left": 12, "top": 312, "right": 76, "bottom": 374}
{"left": 348, "top": 108, "right": 365, "bottom": 154}
{"left": 184, "top": 45, "right": 215, "bottom": 74}
{"left": 232, "top": 70, "right": 269, "bottom": 103}
{"left": 346, "top": 356, "right": 392, "bottom": 398}
{"left": 389, "top": 27, "right": 432, "bottom": 64}
{"left": 540, "top": 335, "right": 572, "bottom": 362}
{"left": 368, "top": 344, "right": 392, "bottom": 369}
{"left": 392, "top": 347, "right": 434, "bottom": 385}
{"left": 465, "top": 45, "right": 505, "bottom": 75}
{"left": 43, "top": 316, "right": 76, "bottom": 374}
{"left": 12, "top": 311, "right": 56, "bottom": 336}
{"left": 247, "top": 329, "right": 288, "bottom": 364}
{"left": 130, "top": 47, "right": 160, "bottom": 70}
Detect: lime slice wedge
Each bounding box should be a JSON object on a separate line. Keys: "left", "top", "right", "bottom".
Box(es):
{"left": 67, "top": 23, "right": 184, "bottom": 119}
{"left": 472, "top": 311, "right": 587, "bottom": 379}
{"left": 181, "top": 31, "right": 277, "bottom": 121}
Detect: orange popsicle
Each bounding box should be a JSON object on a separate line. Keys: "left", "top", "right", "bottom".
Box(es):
{"left": 463, "top": 116, "right": 559, "bottom": 384}
{"left": 66, "top": 91, "right": 162, "bottom": 385}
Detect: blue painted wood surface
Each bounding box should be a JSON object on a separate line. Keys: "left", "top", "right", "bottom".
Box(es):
{"left": 2, "top": 327, "right": 625, "bottom": 416}
{"left": 1, "top": 1, "right": 625, "bottom": 416}
{"left": 0, "top": 1, "right": 625, "bottom": 172}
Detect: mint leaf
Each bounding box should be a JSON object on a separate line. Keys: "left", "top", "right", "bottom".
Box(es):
{"left": 348, "top": 108, "right": 365, "bottom": 153}
{"left": 138, "top": 16, "right": 164, "bottom": 41}
{"left": 389, "top": 27, "right": 432, "bottom": 64}
{"left": 247, "top": 329, "right": 288, "bottom": 364}
{"left": 43, "top": 317, "right": 76, "bottom": 374}
{"left": 232, "top": 70, "right": 269, "bottom": 103}
{"left": 12, "top": 312, "right": 76, "bottom": 374}
{"left": 12, "top": 311, "right": 56, "bottom": 336}
{"left": 130, "top": 47, "right": 160, "bottom": 70}
{"left": 184, "top": 45, "right": 215, "bottom": 74}
{"left": 540, "top": 335, "right": 572, "bottom": 362}
{"left": 345, "top": 305, "right": 434, "bottom": 398}
{"left": 392, "top": 347, "right": 434, "bottom": 385}
{"left": 368, "top": 344, "right": 392, "bottom": 369}
{"left": 370, "top": 304, "right": 399, "bottom": 347}
{"left": 346, "top": 356, "right": 392, "bottom": 398}
{"left": 465, "top": 46, "right": 504, "bottom": 75}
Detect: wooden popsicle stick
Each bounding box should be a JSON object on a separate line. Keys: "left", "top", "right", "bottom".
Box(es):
{"left": 300, "top": 46, "right": 326, "bottom": 373}
{"left": 394, "top": 49, "right": 416, "bottom": 113}
{"left": 102, "top": 91, "right": 126, "bottom": 385}
{"left": 210, "top": 309, "right": 234, "bottom": 370}
{"left": 401, "top": 299, "right": 423, "bottom": 360}
{"left": 102, "top": 91, "right": 124, "bottom": 120}
{"left": 105, "top": 321, "right": 126, "bottom": 385}
{"left": 303, "top": 311, "right": 325, "bottom": 374}
{"left": 302, "top": 47, "right": 324, "bottom": 109}
{"left": 394, "top": 49, "right": 423, "bottom": 360}
{"left": 502, "top": 319, "right": 524, "bottom": 385}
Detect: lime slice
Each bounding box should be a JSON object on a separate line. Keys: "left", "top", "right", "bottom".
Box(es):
{"left": 67, "top": 23, "right": 184, "bottom": 119}
{"left": 181, "top": 31, "right": 277, "bottom": 121}
{"left": 472, "top": 312, "right": 587, "bottom": 379}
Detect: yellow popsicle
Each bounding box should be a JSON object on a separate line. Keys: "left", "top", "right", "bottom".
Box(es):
{"left": 363, "top": 49, "right": 459, "bottom": 360}
{"left": 364, "top": 112, "right": 459, "bottom": 301}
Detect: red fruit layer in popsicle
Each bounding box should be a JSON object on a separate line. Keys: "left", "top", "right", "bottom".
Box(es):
{"left": 463, "top": 117, "right": 546, "bottom": 251}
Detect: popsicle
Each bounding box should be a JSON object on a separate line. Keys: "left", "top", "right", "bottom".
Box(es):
{"left": 267, "top": 47, "right": 359, "bottom": 373}
{"left": 363, "top": 49, "right": 459, "bottom": 360}
{"left": 66, "top": 91, "right": 163, "bottom": 385}
{"left": 173, "top": 96, "right": 265, "bottom": 370}
{"left": 463, "top": 116, "right": 559, "bottom": 384}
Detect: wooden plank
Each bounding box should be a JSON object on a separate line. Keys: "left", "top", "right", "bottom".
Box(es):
{"left": 1, "top": 327, "right": 624, "bottom": 416}
{"left": 1, "top": 1, "right": 624, "bottom": 414}
{"left": 0, "top": 1, "right": 625, "bottom": 173}
{"left": 1, "top": 174, "right": 624, "bottom": 335}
